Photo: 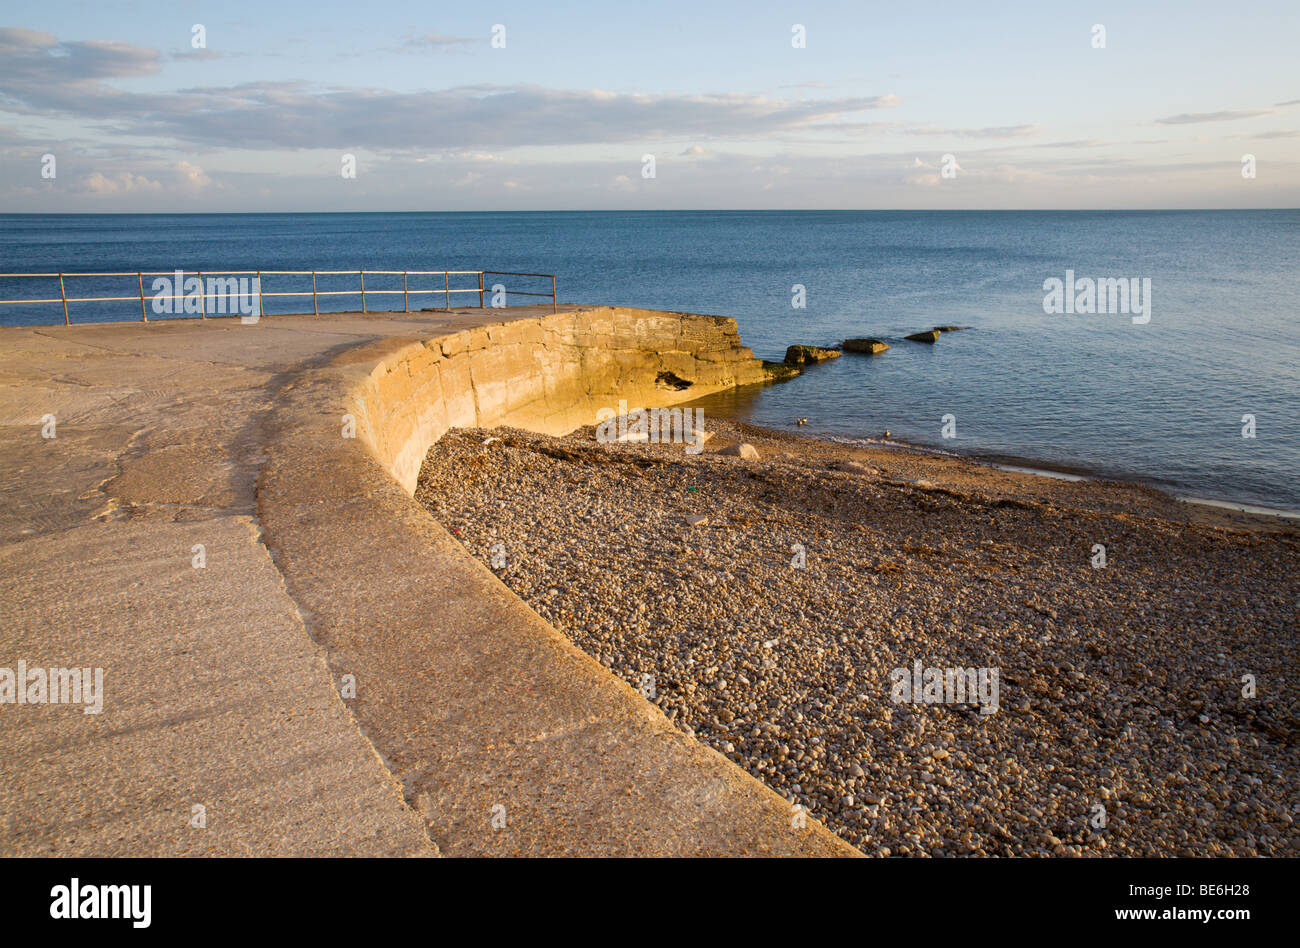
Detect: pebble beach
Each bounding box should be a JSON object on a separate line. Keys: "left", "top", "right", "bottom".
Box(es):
{"left": 415, "top": 418, "right": 1299, "bottom": 857}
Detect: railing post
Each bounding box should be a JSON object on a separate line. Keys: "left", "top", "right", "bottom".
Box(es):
{"left": 138, "top": 272, "right": 147, "bottom": 322}
{"left": 478, "top": 271, "right": 484, "bottom": 308}
{"left": 552, "top": 274, "right": 557, "bottom": 313}
{"left": 360, "top": 270, "right": 366, "bottom": 313}
{"left": 403, "top": 271, "right": 409, "bottom": 313}
{"left": 444, "top": 271, "right": 450, "bottom": 311}
{"left": 257, "top": 270, "right": 263, "bottom": 319}
{"left": 58, "top": 273, "right": 69, "bottom": 325}
{"left": 197, "top": 271, "right": 206, "bottom": 319}
{"left": 312, "top": 271, "right": 318, "bottom": 315}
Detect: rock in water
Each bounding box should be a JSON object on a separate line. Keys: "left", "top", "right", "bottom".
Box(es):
{"left": 842, "top": 338, "right": 890, "bottom": 354}
{"left": 717, "top": 442, "right": 760, "bottom": 460}
{"left": 761, "top": 360, "right": 803, "bottom": 381}
{"left": 933, "top": 325, "right": 970, "bottom": 333}
{"left": 905, "top": 330, "right": 941, "bottom": 343}
{"left": 784, "top": 345, "right": 842, "bottom": 365}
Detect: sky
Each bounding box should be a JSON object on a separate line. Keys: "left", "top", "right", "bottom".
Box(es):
{"left": 1, "top": 0, "right": 1297, "bottom": 211}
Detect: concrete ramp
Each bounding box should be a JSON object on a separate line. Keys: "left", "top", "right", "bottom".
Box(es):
{"left": 0, "top": 307, "right": 854, "bottom": 857}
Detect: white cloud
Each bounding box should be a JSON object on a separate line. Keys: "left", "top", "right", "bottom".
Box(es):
{"left": 174, "top": 161, "right": 212, "bottom": 189}
{"left": 1153, "top": 108, "right": 1277, "bottom": 125}
{"left": 76, "top": 171, "right": 162, "bottom": 194}
{"left": 401, "top": 33, "right": 474, "bottom": 50}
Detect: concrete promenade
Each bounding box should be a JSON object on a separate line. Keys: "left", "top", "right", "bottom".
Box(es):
{"left": 0, "top": 306, "right": 856, "bottom": 857}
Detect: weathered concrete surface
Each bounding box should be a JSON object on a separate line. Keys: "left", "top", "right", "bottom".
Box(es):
{"left": 0, "top": 306, "right": 855, "bottom": 857}
{"left": 352, "top": 307, "right": 774, "bottom": 493}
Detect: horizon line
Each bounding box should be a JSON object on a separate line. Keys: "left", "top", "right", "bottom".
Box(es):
{"left": 3, "top": 207, "right": 1297, "bottom": 216}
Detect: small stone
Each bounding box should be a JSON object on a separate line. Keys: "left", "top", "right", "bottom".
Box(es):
{"left": 838, "top": 460, "right": 879, "bottom": 475}
{"left": 716, "top": 443, "right": 760, "bottom": 460}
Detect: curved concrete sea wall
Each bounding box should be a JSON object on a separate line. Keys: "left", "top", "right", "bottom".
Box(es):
{"left": 353, "top": 307, "right": 774, "bottom": 495}
{"left": 256, "top": 306, "right": 856, "bottom": 856}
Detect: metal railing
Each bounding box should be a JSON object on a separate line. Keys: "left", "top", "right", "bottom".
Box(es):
{"left": 0, "top": 268, "right": 558, "bottom": 325}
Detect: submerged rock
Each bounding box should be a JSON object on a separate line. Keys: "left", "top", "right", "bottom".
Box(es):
{"left": 842, "top": 338, "right": 890, "bottom": 355}
{"left": 784, "top": 345, "right": 842, "bottom": 365}
{"left": 905, "top": 330, "right": 941, "bottom": 344}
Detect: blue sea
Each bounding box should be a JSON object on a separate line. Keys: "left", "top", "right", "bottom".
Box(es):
{"left": 1, "top": 210, "right": 1297, "bottom": 509}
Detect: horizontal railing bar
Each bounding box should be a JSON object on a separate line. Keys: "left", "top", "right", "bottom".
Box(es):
{"left": 0, "top": 296, "right": 146, "bottom": 304}
{"left": 354, "top": 270, "right": 478, "bottom": 276}
{"left": 0, "top": 269, "right": 482, "bottom": 277}
{"left": 0, "top": 288, "right": 488, "bottom": 304}
{"left": 260, "top": 288, "right": 481, "bottom": 298}
{"left": 0, "top": 272, "right": 161, "bottom": 278}
{"left": 3, "top": 271, "right": 259, "bottom": 278}
{"left": 0, "top": 271, "right": 267, "bottom": 278}
{"left": 241, "top": 269, "right": 487, "bottom": 277}
{"left": 0, "top": 269, "right": 506, "bottom": 278}
{"left": 482, "top": 270, "right": 557, "bottom": 279}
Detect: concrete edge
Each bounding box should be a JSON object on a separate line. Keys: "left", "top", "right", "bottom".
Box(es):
{"left": 256, "top": 307, "right": 859, "bottom": 856}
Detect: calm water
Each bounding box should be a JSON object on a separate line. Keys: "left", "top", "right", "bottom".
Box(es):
{"left": 1, "top": 211, "right": 1297, "bottom": 508}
